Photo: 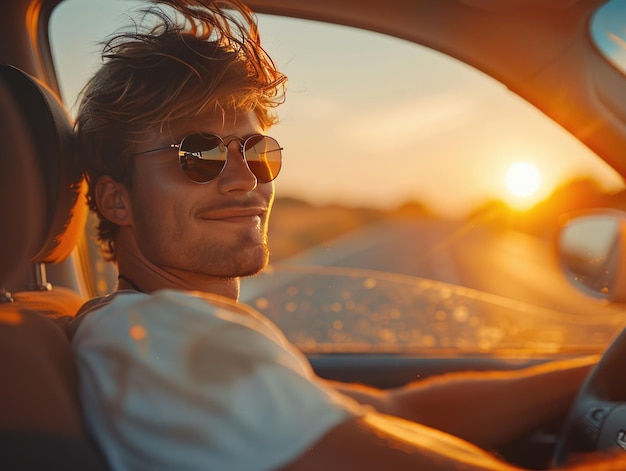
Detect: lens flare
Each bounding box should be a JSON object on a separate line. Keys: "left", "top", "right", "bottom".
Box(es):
{"left": 505, "top": 161, "right": 541, "bottom": 198}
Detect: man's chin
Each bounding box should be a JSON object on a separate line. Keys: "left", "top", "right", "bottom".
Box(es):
{"left": 172, "top": 244, "right": 270, "bottom": 279}
{"left": 226, "top": 248, "right": 270, "bottom": 278}
{"left": 236, "top": 258, "right": 270, "bottom": 278}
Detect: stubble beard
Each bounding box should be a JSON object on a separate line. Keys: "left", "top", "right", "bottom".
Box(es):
{"left": 161, "top": 230, "right": 271, "bottom": 280}
{"left": 132, "top": 200, "right": 272, "bottom": 281}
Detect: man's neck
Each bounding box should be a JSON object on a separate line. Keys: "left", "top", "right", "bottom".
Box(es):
{"left": 115, "top": 258, "right": 240, "bottom": 300}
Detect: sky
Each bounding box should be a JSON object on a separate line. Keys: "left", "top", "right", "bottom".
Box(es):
{"left": 49, "top": 0, "right": 626, "bottom": 217}
{"left": 592, "top": 0, "right": 626, "bottom": 73}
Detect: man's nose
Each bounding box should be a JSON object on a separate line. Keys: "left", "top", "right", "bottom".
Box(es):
{"left": 216, "top": 141, "right": 258, "bottom": 193}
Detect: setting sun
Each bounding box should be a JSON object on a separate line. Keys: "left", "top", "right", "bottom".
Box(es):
{"left": 505, "top": 161, "right": 541, "bottom": 198}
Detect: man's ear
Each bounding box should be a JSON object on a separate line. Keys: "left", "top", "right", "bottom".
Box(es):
{"left": 95, "top": 176, "right": 133, "bottom": 226}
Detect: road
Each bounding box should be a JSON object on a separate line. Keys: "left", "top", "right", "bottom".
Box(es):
{"left": 240, "top": 217, "right": 626, "bottom": 353}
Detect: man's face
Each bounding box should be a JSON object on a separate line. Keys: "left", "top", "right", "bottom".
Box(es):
{"left": 124, "top": 110, "right": 274, "bottom": 279}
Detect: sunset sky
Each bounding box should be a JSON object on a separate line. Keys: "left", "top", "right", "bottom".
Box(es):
{"left": 50, "top": 0, "right": 625, "bottom": 217}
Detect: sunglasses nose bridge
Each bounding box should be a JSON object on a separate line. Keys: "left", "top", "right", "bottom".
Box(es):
{"left": 219, "top": 137, "right": 260, "bottom": 186}
{"left": 223, "top": 137, "right": 246, "bottom": 158}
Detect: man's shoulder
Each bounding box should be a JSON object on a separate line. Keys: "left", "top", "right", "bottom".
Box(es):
{"left": 74, "top": 289, "right": 252, "bottom": 320}
{"left": 70, "top": 288, "right": 282, "bottom": 345}
{"left": 70, "top": 292, "right": 365, "bottom": 471}
{"left": 68, "top": 290, "right": 145, "bottom": 338}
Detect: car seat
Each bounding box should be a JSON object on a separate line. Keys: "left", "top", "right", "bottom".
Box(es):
{"left": 0, "top": 64, "right": 108, "bottom": 470}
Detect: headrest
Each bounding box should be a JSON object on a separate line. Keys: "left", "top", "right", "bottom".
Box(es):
{"left": 0, "top": 65, "right": 87, "bottom": 291}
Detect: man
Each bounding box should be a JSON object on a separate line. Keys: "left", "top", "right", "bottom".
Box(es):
{"left": 71, "top": 0, "right": 624, "bottom": 469}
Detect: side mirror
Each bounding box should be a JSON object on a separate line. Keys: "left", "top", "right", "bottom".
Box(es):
{"left": 556, "top": 209, "right": 626, "bottom": 302}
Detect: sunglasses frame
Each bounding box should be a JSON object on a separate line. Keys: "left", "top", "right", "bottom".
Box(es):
{"left": 135, "top": 133, "right": 283, "bottom": 184}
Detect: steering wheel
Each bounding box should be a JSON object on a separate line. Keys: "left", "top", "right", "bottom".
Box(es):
{"left": 554, "top": 325, "right": 626, "bottom": 465}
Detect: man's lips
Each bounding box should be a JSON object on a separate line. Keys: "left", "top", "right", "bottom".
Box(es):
{"left": 199, "top": 207, "right": 267, "bottom": 221}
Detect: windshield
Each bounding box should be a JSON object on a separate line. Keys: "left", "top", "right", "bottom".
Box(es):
{"left": 50, "top": 0, "right": 626, "bottom": 357}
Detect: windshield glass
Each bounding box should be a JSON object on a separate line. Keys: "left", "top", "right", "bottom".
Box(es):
{"left": 50, "top": 0, "right": 626, "bottom": 356}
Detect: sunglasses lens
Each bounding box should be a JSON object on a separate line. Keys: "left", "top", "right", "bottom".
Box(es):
{"left": 179, "top": 134, "right": 226, "bottom": 183}
{"left": 244, "top": 135, "right": 282, "bottom": 183}
{"left": 178, "top": 134, "right": 282, "bottom": 183}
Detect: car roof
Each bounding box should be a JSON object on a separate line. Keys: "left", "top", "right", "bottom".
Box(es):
{"left": 3, "top": 0, "right": 625, "bottom": 176}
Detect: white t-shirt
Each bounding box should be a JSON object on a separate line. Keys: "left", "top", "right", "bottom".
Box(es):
{"left": 70, "top": 289, "right": 364, "bottom": 471}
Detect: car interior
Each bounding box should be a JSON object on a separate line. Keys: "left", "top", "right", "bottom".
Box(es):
{"left": 0, "top": 63, "right": 105, "bottom": 467}
{"left": 2, "top": 0, "right": 626, "bottom": 469}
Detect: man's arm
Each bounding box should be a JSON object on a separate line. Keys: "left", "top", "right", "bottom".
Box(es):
{"left": 327, "top": 355, "right": 597, "bottom": 449}
{"left": 281, "top": 411, "right": 626, "bottom": 471}
{"left": 281, "top": 413, "right": 520, "bottom": 471}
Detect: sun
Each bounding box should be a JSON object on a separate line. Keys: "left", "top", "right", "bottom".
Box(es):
{"left": 505, "top": 161, "right": 541, "bottom": 198}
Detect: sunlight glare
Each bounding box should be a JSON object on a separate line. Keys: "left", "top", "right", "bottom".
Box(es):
{"left": 505, "top": 161, "right": 541, "bottom": 198}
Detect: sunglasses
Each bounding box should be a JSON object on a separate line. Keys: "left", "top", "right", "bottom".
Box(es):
{"left": 135, "top": 134, "right": 282, "bottom": 184}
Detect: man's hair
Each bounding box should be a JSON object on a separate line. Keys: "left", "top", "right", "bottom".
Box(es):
{"left": 75, "top": 0, "right": 286, "bottom": 261}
